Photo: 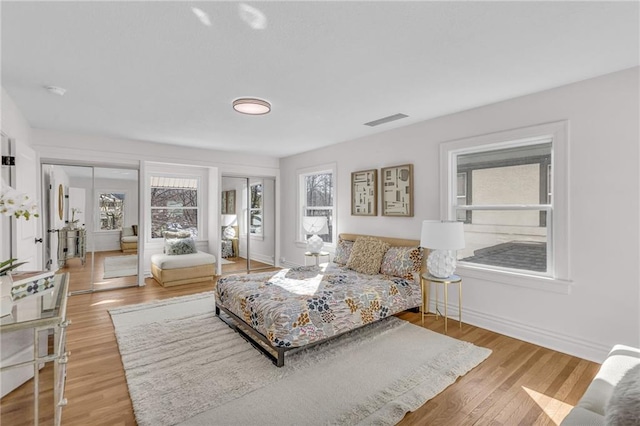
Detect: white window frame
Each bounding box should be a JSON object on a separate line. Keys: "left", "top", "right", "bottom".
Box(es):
{"left": 440, "top": 121, "right": 571, "bottom": 294}
{"left": 148, "top": 172, "right": 203, "bottom": 241}
{"left": 249, "top": 180, "right": 263, "bottom": 239}
{"left": 96, "top": 189, "right": 127, "bottom": 232}
{"left": 296, "top": 163, "right": 336, "bottom": 248}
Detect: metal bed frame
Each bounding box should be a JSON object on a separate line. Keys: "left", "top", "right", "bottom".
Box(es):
{"left": 215, "top": 302, "right": 420, "bottom": 367}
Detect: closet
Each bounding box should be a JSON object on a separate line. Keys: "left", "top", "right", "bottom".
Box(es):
{"left": 42, "top": 163, "right": 140, "bottom": 294}
{"left": 220, "top": 176, "right": 275, "bottom": 274}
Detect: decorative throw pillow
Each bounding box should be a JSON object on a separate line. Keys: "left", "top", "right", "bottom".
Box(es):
{"left": 346, "top": 237, "right": 390, "bottom": 275}
{"left": 380, "top": 246, "right": 423, "bottom": 279}
{"left": 164, "top": 230, "right": 191, "bottom": 239}
{"left": 165, "top": 237, "right": 197, "bottom": 255}
{"left": 605, "top": 364, "right": 640, "bottom": 425}
{"left": 131, "top": 225, "right": 138, "bottom": 236}
{"left": 333, "top": 239, "right": 354, "bottom": 265}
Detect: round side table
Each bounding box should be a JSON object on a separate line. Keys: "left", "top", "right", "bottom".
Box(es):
{"left": 420, "top": 273, "right": 462, "bottom": 334}
{"left": 304, "top": 251, "right": 330, "bottom": 266}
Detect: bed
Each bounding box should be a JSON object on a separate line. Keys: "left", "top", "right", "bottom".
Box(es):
{"left": 215, "top": 233, "right": 425, "bottom": 366}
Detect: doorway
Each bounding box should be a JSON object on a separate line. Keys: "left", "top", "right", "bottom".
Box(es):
{"left": 220, "top": 176, "right": 275, "bottom": 274}
{"left": 42, "top": 163, "right": 139, "bottom": 294}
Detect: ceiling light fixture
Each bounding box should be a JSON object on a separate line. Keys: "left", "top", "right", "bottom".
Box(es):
{"left": 44, "top": 85, "right": 67, "bottom": 96}
{"left": 232, "top": 98, "right": 271, "bottom": 115}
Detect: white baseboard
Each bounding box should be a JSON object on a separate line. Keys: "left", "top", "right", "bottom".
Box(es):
{"left": 249, "top": 253, "right": 275, "bottom": 265}
{"left": 279, "top": 260, "right": 302, "bottom": 269}
{"left": 428, "top": 300, "right": 610, "bottom": 363}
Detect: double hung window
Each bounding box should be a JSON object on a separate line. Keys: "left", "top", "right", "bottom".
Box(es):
{"left": 454, "top": 142, "right": 552, "bottom": 274}
{"left": 250, "top": 182, "right": 263, "bottom": 236}
{"left": 150, "top": 176, "right": 199, "bottom": 239}
{"left": 298, "top": 166, "right": 335, "bottom": 245}
{"left": 98, "top": 192, "right": 124, "bottom": 230}
{"left": 442, "top": 122, "right": 569, "bottom": 282}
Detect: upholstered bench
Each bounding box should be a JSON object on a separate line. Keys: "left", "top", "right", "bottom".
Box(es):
{"left": 150, "top": 251, "right": 216, "bottom": 287}
{"left": 120, "top": 226, "right": 138, "bottom": 253}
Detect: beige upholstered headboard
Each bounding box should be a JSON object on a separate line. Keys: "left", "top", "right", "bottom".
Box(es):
{"left": 338, "top": 233, "right": 428, "bottom": 275}
{"left": 338, "top": 233, "right": 420, "bottom": 248}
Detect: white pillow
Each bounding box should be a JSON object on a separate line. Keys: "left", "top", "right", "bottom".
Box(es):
{"left": 605, "top": 364, "right": 640, "bottom": 425}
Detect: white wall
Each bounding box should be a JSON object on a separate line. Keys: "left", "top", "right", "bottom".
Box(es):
{"left": 1, "top": 87, "right": 32, "bottom": 148}
{"left": 279, "top": 67, "right": 640, "bottom": 363}
{"left": 1, "top": 88, "right": 35, "bottom": 263}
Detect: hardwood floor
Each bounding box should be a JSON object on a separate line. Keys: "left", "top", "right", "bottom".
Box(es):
{"left": 0, "top": 276, "right": 599, "bottom": 426}
{"left": 220, "top": 256, "right": 274, "bottom": 275}
{"left": 59, "top": 250, "right": 138, "bottom": 293}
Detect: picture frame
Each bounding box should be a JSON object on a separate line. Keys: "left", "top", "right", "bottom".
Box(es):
{"left": 221, "top": 191, "right": 227, "bottom": 214}
{"left": 221, "top": 190, "right": 236, "bottom": 214}
{"left": 351, "top": 169, "right": 377, "bottom": 216}
{"left": 226, "top": 190, "right": 236, "bottom": 214}
{"left": 381, "top": 164, "right": 413, "bottom": 217}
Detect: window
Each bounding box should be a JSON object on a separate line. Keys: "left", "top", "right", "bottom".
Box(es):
{"left": 456, "top": 173, "right": 470, "bottom": 223}
{"left": 250, "top": 182, "right": 263, "bottom": 236}
{"left": 455, "top": 142, "right": 551, "bottom": 274}
{"left": 298, "top": 165, "right": 335, "bottom": 245}
{"left": 441, "top": 121, "right": 569, "bottom": 284}
{"left": 98, "top": 192, "right": 124, "bottom": 230}
{"left": 150, "top": 176, "right": 199, "bottom": 239}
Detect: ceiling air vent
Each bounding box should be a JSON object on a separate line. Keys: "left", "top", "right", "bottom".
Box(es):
{"left": 364, "top": 113, "right": 408, "bottom": 127}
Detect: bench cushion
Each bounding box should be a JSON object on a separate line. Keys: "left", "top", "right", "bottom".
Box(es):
{"left": 151, "top": 251, "right": 216, "bottom": 270}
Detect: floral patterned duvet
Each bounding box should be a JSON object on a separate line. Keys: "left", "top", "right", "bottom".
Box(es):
{"left": 215, "top": 263, "right": 421, "bottom": 349}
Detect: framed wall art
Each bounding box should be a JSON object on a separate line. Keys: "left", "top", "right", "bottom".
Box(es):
{"left": 351, "top": 169, "right": 377, "bottom": 216}
{"left": 221, "top": 191, "right": 227, "bottom": 214}
{"left": 221, "top": 190, "right": 236, "bottom": 215}
{"left": 381, "top": 164, "right": 413, "bottom": 217}
{"left": 226, "top": 190, "right": 236, "bottom": 214}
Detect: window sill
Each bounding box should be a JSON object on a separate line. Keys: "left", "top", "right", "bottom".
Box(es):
{"left": 456, "top": 264, "right": 572, "bottom": 295}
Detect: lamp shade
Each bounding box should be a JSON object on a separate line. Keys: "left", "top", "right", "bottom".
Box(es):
{"left": 420, "top": 220, "right": 465, "bottom": 250}
{"left": 221, "top": 214, "right": 237, "bottom": 227}
{"left": 302, "top": 216, "right": 328, "bottom": 235}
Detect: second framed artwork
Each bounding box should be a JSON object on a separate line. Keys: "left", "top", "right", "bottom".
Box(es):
{"left": 351, "top": 169, "right": 377, "bottom": 216}
{"left": 381, "top": 164, "right": 413, "bottom": 217}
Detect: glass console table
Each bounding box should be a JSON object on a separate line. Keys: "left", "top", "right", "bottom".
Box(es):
{"left": 58, "top": 227, "right": 86, "bottom": 267}
{"left": 0, "top": 273, "right": 70, "bottom": 425}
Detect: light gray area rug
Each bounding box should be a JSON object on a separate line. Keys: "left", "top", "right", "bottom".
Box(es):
{"left": 109, "top": 292, "right": 491, "bottom": 426}
{"left": 103, "top": 255, "right": 137, "bottom": 278}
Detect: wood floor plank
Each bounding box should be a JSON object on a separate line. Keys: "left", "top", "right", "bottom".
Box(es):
{"left": 1, "top": 271, "right": 600, "bottom": 426}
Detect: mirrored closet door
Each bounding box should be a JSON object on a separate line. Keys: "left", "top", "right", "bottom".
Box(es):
{"left": 220, "top": 176, "right": 275, "bottom": 274}
{"left": 42, "top": 164, "right": 139, "bottom": 294}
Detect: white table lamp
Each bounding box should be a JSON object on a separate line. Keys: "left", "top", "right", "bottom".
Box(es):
{"left": 303, "top": 216, "right": 328, "bottom": 254}
{"left": 221, "top": 214, "right": 237, "bottom": 239}
{"left": 420, "top": 220, "right": 465, "bottom": 278}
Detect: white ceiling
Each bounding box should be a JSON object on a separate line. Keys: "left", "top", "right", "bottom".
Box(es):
{"left": 2, "top": 1, "right": 638, "bottom": 158}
